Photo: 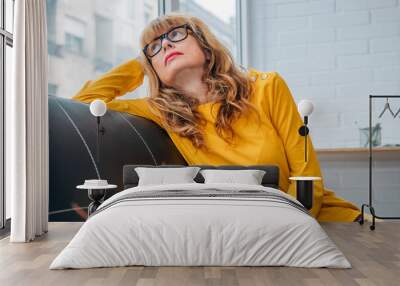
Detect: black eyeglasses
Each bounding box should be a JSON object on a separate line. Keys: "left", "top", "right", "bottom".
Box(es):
{"left": 143, "top": 24, "right": 192, "bottom": 58}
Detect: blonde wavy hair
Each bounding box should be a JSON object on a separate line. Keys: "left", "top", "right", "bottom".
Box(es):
{"left": 138, "top": 13, "right": 260, "bottom": 150}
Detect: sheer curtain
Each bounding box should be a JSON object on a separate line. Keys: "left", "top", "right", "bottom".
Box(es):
{"left": 6, "top": 0, "right": 49, "bottom": 242}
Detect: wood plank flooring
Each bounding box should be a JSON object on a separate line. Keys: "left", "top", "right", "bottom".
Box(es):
{"left": 0, "top": 221, "right": 399, "bottom": 286}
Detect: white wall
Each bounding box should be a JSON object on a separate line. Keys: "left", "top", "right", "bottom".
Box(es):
{"left": 248, "top": 0, "right": 400, "bottom": 149}
{"left": 318, "top": 150, "right": 400, "bottom": 217}
{"left": 247, "top": 0, "right": 400, "bottom": 214}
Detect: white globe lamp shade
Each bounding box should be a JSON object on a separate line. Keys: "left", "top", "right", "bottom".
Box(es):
{"left": 90, "top": 99, "right": 107, "bottom": 117}
{"left": 298, "top": 99, "right": 314, "bottom": 117}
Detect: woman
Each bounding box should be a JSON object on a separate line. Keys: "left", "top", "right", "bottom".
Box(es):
{"left": 73, "top": 13, "right": 361, "bottom": 222}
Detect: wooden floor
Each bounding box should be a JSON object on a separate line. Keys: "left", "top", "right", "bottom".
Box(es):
{"left": 0, "top": 221, "right": 399, "bottom": 286}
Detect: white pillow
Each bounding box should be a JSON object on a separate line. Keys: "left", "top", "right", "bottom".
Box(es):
{"left": 200, "top": 169, "right": 266, "bottom": 185}
{"left": 135, "top": 167, "right": 201, "bottom": 186}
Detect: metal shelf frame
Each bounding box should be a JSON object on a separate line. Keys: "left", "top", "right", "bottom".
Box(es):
{"left": 360, "top": 95, "right": 400, "bottom": 230}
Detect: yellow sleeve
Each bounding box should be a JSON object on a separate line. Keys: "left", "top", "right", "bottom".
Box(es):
{"left": 71, "top": 58, "right": 162, "bottom": 126}
{"left": 267, "top": 72, "right": 324, "bottom": 218}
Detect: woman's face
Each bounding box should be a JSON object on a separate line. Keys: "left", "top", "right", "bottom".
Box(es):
{"left": 146, "top": 26, "right": 208, "bottom": 86}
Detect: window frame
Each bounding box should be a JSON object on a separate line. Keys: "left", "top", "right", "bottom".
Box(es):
{"left": 0, "top": 0, "right": 14, "bottom": 232}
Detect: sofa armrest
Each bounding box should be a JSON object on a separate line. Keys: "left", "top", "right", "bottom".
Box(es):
{"left": 49, "top": 95, "right": 186, "bottom": 221}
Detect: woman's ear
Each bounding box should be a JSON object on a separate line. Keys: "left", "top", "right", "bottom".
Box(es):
{"left": 205, "top": 50, "right": 211, "bottom": 61}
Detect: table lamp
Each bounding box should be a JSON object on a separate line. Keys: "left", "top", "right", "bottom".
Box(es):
{"left": 77, "top": 99, "right": 109, "bottom": 215}
{"left": 289, "top": 99, "right": 321, "bottom": 210}
{"left": 89, "top": 99, "right": 107, "bottom": 176}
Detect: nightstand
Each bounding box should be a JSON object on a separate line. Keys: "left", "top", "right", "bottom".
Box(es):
{"left": 76, "top": 180, "right": 117, "bottom": 216}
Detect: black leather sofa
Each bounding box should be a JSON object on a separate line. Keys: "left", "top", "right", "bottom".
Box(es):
{"left": 49, "top": 95, "right": 187, "bottom": 221}
{"left": 49, "top": 95, "right": 280, "bottom": 221}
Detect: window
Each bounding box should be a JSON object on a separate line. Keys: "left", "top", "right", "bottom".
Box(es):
{"left": 48, "top": 83, "right": 58, "bottom": 97}
{"left": 1, "top": 0, "right": 14, "bottom": 231}
{"left": 95, "top": 15, "right": 113, "bottom": 72}
{"left": 144, "top": 3, "right": 153, "bottom": 24}
{"left": 65, "top": 33, "right": 84, "bottom": 55}
{"left": 167, "top": 0, "right": 240, "bottom": 64}
{"left": 5, "top": 0, "right": 13, "bottom": 33}
{"left": 64, "top": 16, "right": 86, "bottom": 56}
{"left": 47, "top": 0, "right": 243, "bottom": 99}
{"left": 47, "top": 0, "right": 63, "bottom": 57}
{"left": 47, "top": 0, "right": 158, "bottom": 100}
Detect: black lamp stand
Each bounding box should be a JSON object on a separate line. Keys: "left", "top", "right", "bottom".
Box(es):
{"left": 96, "top": 116, "right": 106, "bottom": 176}
{"left": 90, "top": 116, "right": 107, "bottom": 215}
{"left": 298, "top": 115, "right": 309, "bottom": 162}
{"left": 291, "top": 115, "right": 320, "bottom": 210}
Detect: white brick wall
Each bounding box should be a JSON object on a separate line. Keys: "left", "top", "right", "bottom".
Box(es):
{"left": 318, "top": 151, "right": 400, "bottom": 217}
{"left": 248, "top": 0, "right": 400, "bottom": 149}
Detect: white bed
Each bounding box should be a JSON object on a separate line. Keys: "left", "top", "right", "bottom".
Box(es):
{"left": 49, "top": 182, "right": 351, "bottom": 269}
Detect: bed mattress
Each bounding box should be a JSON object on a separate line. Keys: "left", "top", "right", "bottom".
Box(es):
{"left": 50, "top": 183, "right": 351, "bottom": 269}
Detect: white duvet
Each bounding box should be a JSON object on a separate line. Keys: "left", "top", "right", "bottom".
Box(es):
{"left": 49, "top": 183, "right": 351, "bottom": 269}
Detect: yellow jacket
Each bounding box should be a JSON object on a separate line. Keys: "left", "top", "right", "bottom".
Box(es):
{"left": 72, "top": 59, "right": 361, "bottom": 222}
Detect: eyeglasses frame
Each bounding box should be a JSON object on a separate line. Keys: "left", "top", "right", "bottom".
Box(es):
{"left": 142, "top": 23, "right": 192, "bottom": 59}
